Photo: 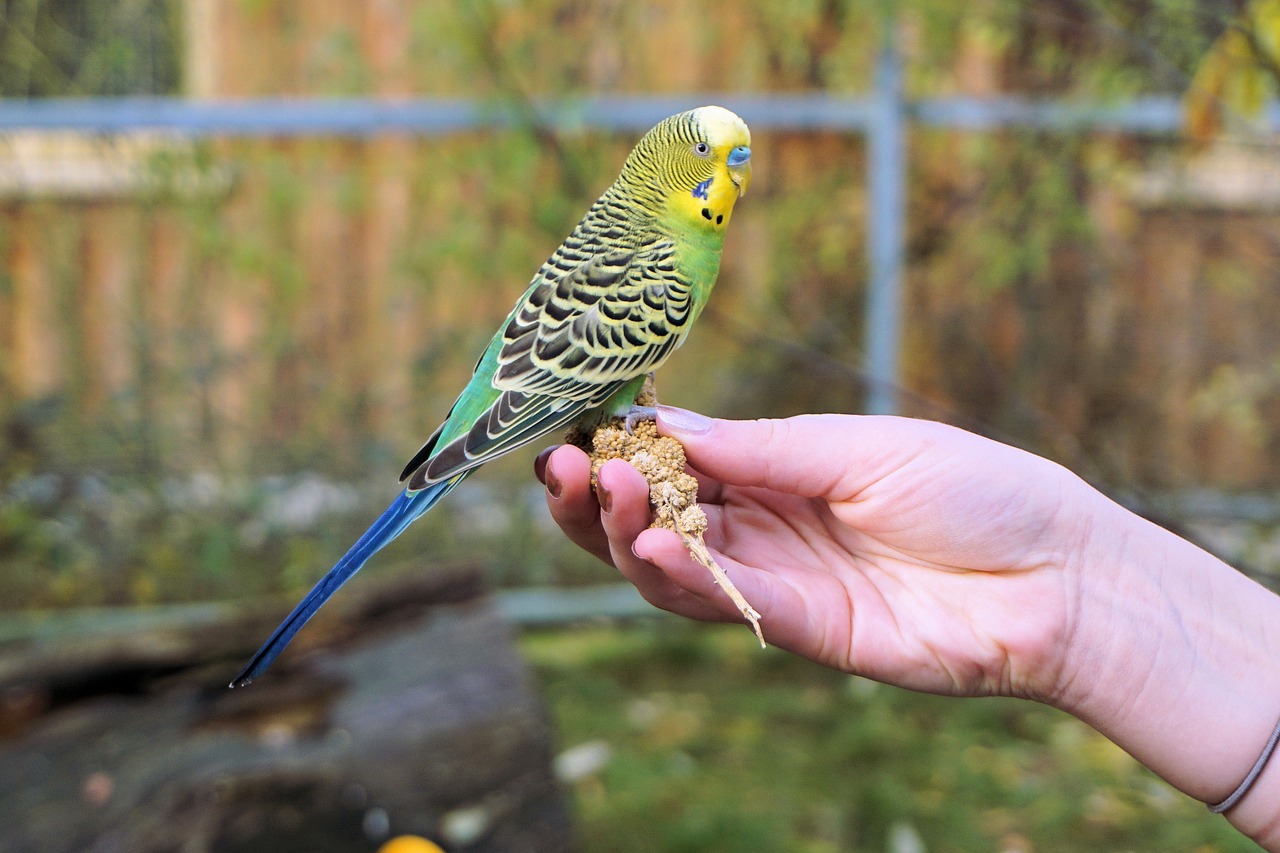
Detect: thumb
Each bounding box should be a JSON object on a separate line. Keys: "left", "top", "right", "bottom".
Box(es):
{"left": 655, "top": 407, "right": 914, "bottom": 500}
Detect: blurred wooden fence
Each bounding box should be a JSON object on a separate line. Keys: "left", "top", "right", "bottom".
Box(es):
{"left": 3, "top": 0, "right": 1280, "bottom": 492}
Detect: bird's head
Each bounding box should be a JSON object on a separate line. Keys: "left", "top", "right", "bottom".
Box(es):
{"left": 620, "top": 105, "right": 752, "bottom": 233}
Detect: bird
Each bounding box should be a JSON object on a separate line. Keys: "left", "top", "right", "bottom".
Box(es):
{"left": 231, "top": 105, "right": 752, "bottom": 687}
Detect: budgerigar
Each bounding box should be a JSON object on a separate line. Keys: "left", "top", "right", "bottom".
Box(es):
{"left": 232, "top": 106, "right": 752, "bottom": 687}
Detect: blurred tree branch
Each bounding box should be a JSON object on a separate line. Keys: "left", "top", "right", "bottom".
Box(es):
{"left": 460, "top": 0, "right": 592, "bottom": 202}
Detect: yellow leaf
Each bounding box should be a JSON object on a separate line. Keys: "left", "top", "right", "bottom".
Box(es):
{"left": 1185, "top": 2, "right": 1280, "bottom": 143}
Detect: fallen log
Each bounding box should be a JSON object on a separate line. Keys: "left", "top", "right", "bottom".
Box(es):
{"left": 0, "top": 567, "right": 571, "bottom": 852}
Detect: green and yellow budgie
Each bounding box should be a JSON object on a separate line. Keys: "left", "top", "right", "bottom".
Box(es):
{"left": 232, "top": 106, "right": 752, "bottom": 686}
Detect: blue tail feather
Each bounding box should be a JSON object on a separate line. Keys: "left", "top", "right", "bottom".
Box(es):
{"left": 230, "top": 477, "right": 460, "bottom": 687}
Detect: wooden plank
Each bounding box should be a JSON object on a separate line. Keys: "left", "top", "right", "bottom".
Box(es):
{"left": 9, "top": 205, "right": 63, "bottom": 397}
{"left": 79, "top": 203, "right": 134, "bottom": 412}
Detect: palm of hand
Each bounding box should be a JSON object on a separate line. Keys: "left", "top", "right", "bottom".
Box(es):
{"left": 687, "top": 473, "right": 1075, "bottom": 700}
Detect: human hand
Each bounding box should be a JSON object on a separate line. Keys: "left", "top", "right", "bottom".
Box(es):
{"left": 536, "top": 408, "right": 1102, "bottom": 702}
{"left": 537, "top": 408, "right": 1280, "bottom": 842}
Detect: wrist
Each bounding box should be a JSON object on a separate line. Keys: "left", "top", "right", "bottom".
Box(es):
{"left": 1051, "top": 492, "right": 1280, "bottom": 840}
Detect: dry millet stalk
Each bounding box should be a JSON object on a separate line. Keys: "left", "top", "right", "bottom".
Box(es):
{"left": 567, "top": 383, "right": 764, "bottom": 646}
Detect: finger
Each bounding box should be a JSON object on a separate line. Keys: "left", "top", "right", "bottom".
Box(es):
{"left": 629, "top": 527, "right": 746, "bottom": 620}
{"left": 594, "top": 458, "right": 657, "bottom": 571}
{"left": 533, "top": 445, "right": 555, "bottom": 485}
{"left": 586, "top": 459, "right": 720, "bottom": 618}
{"left": 543, "top": 445, "right": 612, "bottom": 565}
{"left": 580, "top": 459, "right": 732, "bottom": 622}
{"left": 632, "top": 527, "right": 838, "bottom": 660}
{"left": 685, "top": 462, "right": 725, "bottom": 505}
{"left": 694, "top": 502, "right": 728, "bottom": 552}
{"left": 619, "top": 527, "right": 740, "bottom": 623}
{"left": 591, "top": 458, "right": 768, "bottom": 623}
{"left": 656, "top": 407, "right": 943, "bottom": 501}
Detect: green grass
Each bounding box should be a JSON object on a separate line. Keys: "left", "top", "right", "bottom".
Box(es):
{"left": 523, "top": 622, "right": 1254, "bottom": 853}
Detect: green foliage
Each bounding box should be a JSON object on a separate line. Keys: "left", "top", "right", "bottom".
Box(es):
{"left": 528, "top": 622, "right": 1254, "bottom": 853}
{"left": 0, "top": 0, "right": 182, "bottom": 97}
{"left": 0, "top": 473, "right": 318, "bottom": 607}
{"left": 0, "top": 461, "right": 611, "bottom": 609}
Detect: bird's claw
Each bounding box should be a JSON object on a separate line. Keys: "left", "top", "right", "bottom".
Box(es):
{"left": 624, "top": 406, "right": 658, "bottom": 435}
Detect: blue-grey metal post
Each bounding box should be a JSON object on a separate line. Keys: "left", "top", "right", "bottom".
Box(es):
{"left": 864, "top": 24, "right": 907, "bottom": 415}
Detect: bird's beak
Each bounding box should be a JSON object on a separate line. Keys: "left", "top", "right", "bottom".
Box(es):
{"left": 727, "top": 145, "right": 752, "bottom": 197}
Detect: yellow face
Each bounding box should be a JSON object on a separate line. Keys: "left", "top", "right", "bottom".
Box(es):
{"left": 668, "top": 105, "right": 752, "bottom": 233}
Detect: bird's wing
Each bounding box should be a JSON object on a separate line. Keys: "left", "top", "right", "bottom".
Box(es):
{"left": 403, "top": 236, "right": 692, "bottom": 489}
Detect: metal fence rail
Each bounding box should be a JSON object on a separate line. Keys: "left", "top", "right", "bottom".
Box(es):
{"left": 3, "top": 81, "right": 1277, "bottom": 415}
{"left": 5, "top": 93, "right": 1277, "bottom": 135}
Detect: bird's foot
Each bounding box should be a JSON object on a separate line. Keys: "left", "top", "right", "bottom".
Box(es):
{"left": 623, "top": 405, "right": 658, "bottom": 435}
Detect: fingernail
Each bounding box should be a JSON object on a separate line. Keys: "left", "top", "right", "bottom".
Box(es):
{"left": 597, "top": 483, "right": 613, "bottom": 514}
{"left": 656, "top": 405, "right": 712, "bottom": 435}
{"left": 533, "top": 446, "right": 555, "bottom": 483}
{"left": 545, "top": 467, "right": 563, "bottom": 499}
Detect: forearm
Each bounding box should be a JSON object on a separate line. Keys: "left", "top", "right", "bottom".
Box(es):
{"left": 1056, "top": 492, "right": 1280, "bottom": 847}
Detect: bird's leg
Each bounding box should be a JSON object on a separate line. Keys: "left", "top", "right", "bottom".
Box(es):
{"left": 624, "top": 405, "right": 658, "bottom": 435}
{"left": 623, "top": 373, "right": 659, "bottom": 435}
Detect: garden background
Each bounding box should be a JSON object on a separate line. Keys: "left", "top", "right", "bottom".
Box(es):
{"left": 3, "top": 1, "right": 1279, "bottom": 850}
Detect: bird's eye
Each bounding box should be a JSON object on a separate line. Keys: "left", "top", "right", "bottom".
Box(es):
{"left": 694, "top": 141, "right": 710, "bottom": 156}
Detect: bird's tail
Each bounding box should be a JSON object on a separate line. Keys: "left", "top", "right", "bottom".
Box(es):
{"left": 230, "top": 476, "right": 463, "bottom": 687}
